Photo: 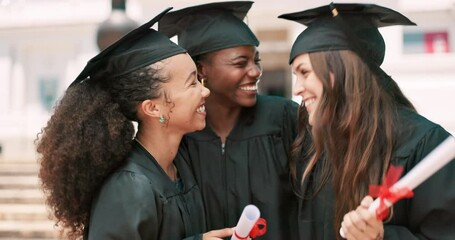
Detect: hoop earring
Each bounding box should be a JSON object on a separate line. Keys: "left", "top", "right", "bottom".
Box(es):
{"left": 159, "top": 115, "right": 165, "bottom": 124}
{"left": 200, "top": 77, "right": 206, "bottom": 86}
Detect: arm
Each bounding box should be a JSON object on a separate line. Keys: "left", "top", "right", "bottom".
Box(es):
{"left": 384, "top": 127, "right": 455, "bottom": 240}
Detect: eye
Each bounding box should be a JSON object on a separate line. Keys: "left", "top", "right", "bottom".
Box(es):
{"left": 233, "top": 61, "right": 248, "bottom": 67}
{"left": 254, "top": 58, "right": 262, "bottom": 65}
{"left": 191, "top": 79, "right": 198, "bottom": 86}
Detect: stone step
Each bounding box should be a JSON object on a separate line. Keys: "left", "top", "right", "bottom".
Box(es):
{"left": 0, "top": 220, "right": 59, "bottom": 239}
{"left": 0, "top": 175, "right": 40, "bottom": 189}
{"left": 0, "top": 163, "right": 38, "bottom": 176}
{"left": 0, "top": 189, "right": 44, "bottom": 204}
{"left": 0, "top": 204, "right": 50, "bottom": 221}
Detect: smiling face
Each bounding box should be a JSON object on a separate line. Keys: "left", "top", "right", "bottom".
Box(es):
{"left": 198, "top": 45, "right": 262, "bottom": 108}
{"left": 159, "top": 53, "right": 210, "bottom": 133}
{"left": 292, "top": 53, "right": 324, "bottom": 126}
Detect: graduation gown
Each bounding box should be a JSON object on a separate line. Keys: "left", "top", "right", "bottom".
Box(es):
{"left": 85, "top": 141, "right": 206, "bottom": 240}
{"left": 297, "top": 108, "right": 455, "bottom": 240}
{"left": 183, "top": 95, "right": 299, "bottom": 240}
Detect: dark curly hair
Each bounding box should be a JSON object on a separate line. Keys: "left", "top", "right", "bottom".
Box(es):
{"left": 36, "top": 63, "right": 168, "bottom": 239}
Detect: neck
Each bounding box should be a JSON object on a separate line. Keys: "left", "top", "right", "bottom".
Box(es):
{"left": 205, "top": 100, "right": 241, "bottom": 143}
{"left": 135, "top": 124, "right": 182, "bottom": 180}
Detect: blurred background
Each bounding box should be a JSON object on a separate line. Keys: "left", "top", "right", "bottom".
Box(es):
{"left": 0, "top": 0, "right": 454, "bottom": 238}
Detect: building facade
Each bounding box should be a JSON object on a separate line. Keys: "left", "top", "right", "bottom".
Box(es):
{"left": 0, "top": 0, "right": 454, "bottom": 162}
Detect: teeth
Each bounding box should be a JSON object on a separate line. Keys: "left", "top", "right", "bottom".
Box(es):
{"left": 304, "top": 98, "right": 315, "bottom": 107}
{"left": 197, "top": 105, "right": 205, "bottom": 113}
{"left": 239, "top": 85, "right": 257, "bottom": 91}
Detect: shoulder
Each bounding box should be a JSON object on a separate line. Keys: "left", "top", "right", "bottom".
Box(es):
{"left": 253, "top": 95, "right": 299, "bottom": 120}
{"left": 394, "top": 108, "right": 451, "bottom": 159}
{"left": 257, "top": 95, "right": 299, "bottom": 111}
{"left": 98, "top": 165, "right": 155, "bottom": 201}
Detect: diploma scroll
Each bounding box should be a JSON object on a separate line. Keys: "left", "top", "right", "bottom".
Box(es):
{"left": 231, "top": 205, "right": 261, "bottom": 240}
{"left": 340, "top": 136, "right": 455, "bottom": 238}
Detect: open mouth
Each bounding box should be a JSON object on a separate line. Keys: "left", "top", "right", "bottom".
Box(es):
{"left": 196, "top": 104, "right": 206, "bottom": 113}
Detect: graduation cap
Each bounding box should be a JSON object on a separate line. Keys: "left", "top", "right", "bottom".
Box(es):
{"left": 70, "top": 7, "right": 186, "bottom": 87}
{"left": 279, "top": 3, "right": 416, "bottom": 64}
{"left": 158, "top": 1, "right": 259, "bottom": 57}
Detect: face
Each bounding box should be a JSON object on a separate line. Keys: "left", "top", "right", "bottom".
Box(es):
{"left": 199, "top": 45, "right": 262, "bottom": 108}
{"left": 292, "top": 53, "right": 323, "bottom": 126}
{"left": 159, "top": 53, "right": 210, "bottom": 133}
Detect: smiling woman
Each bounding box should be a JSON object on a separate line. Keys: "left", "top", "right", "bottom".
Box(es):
{"left": 159, "top": 2, "right": 301, "bottom": 239}
{"left": 280, "top": 3, "right": 455, "bottom": 240}
{"left": 36, "top": 7, "right": 232, "bottom": 240}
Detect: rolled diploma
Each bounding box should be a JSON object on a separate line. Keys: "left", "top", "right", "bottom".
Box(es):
{"left": 231, "top": 205, "right": 260, "bottom": 240}
{"left": 340, "top": 136, "right": 455, "bottom": 238}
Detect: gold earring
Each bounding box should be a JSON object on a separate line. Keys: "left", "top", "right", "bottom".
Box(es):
{"left": 200, "top": 77, "right": 206, "bottom": 86}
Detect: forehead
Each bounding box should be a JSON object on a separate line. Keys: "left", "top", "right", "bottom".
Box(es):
{"left": 292, "top": 53, "right": 311, "bottom": 69}
{"left": 208, "top": 45, "right": 258, "bottom": 59}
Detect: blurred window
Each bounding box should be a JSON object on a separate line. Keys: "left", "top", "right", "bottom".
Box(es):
{"left": 403, "top": 31, "right": 451, "bottom": 54}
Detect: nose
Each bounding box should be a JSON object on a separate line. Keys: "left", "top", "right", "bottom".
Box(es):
{"left": 248, "top": 64, "right": 262, "bottom": 79}
{"left": 293, "top": 78, "right": 305, "bottom": 96}
{"left": 201, "top": 85, "right": 210, "bottom": 98}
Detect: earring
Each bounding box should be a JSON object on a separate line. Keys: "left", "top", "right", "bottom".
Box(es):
{"left": 200, "top": 77, "right": 206, "bottom": 86}
{"left": 159, "top": 115, "right": 165, "bottom": 124}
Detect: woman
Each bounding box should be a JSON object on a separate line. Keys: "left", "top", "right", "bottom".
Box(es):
{"left": 37, "top": 8, "right": 232, "bottom": 240}
{"left": 159, "top": 2, "right": 299, "bottom": 239}
{"left": 279, "top": 3, "right": 455, "bottom": 240}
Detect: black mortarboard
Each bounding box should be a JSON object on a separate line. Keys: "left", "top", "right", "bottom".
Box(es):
{"left": 158, "top": 1, "right": 259, "bottom": 57}
{"left": 279, "top": 3, "right": 416, "bottom": 64}
{"left": 70, "top": 7, "right": 186, "bottom": 87}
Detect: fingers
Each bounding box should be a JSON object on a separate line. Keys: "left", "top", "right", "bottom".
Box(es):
{"left": 203, "top": 228, "right": 234, "bottom": 240}
{"left": 360, "top": 195, "right": 374, "bottom": 208}
{"left": 341, "top": 196, "right": 384, "bottom": 240}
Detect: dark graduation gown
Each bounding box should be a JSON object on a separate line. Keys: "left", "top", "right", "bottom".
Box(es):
{"left": 297, "top": 108, "right": 455, "bottom": 240}
{"left": 85, "top": 141, "right": 206, "bottom": 240}
{"left": 183, "top": 95, "right": 300, "bottom": 240}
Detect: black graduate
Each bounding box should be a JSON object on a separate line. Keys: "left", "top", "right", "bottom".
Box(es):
{"left": 160, "top": 1, "right": 300, "bottom": 239}
{"left": 37, "top": 7, "right": 232, "bottom": 240}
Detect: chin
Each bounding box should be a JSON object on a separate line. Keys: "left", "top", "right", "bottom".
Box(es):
{"left": 239, "top": 98, "right": 257, "bottom": 107}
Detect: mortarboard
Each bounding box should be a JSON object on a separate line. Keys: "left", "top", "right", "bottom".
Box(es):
{"left": 70, "top": 7, "right": 186, "bottom": 87}
{"left": 279, "top": 3, "right": 416, "bottom": 64}
{"left": 158, "top": 1, "right": 259, "bottom": 57}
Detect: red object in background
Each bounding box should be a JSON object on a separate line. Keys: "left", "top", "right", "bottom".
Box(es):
{"left": 424, "top": 32, "right": 450, "bottom": 53}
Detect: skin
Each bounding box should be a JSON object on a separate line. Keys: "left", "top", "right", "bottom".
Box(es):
{"left": 135, "top": 53, "right": 232, "bottom": 239}
{"left": 341, "top": 196, "right": 384, "bottom": 240}
{"left": 291, "top": 53, "right": 323, "bottom": 126}
{"left": 197, "top": 45, "right": 262, "bottom": 142}
{"left": 135, "top": 53, "right": 210, "bottom": 180}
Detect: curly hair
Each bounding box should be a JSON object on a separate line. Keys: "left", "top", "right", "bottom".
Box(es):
{"left": 36, "top": 63, "right": 168, "bottom": 239}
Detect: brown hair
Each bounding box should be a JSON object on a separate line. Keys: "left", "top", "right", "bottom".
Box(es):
{"left": 36, "top": 63, "right": 168, "bottom": 239}
{"left": 290, "top": 50, "right": 415, "bottom": 239}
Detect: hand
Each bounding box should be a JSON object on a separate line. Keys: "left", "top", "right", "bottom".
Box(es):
{"left": 341, "top": 196, "right": 384, "bottom": 240}
{"left": 202, "top": 228, "right": 233, "bottom": 240}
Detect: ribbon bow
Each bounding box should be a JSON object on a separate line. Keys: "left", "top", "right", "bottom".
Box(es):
{"left": 234, "top": 218, "right": 267, "bottom": 240}
{"left": 369, "top": 165, "right": 414, "bottom": 220}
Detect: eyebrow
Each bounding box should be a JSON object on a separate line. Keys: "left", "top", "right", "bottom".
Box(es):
{"left": 184, "top": 70, "right": 197, "bottom": 85}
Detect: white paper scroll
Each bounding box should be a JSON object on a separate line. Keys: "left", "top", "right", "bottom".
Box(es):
{"left": 340, "top": 136, "right": 455, "bottom": 238}
{"left": 231, "top": 205, "right": 260, "bottom": 240}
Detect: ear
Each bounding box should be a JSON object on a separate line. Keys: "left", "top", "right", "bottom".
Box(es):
{"left": 138, "top": 99, "right": 161, "bottom": 119}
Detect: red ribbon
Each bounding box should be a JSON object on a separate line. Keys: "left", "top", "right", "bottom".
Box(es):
{"left": 250, "top": 218, "right": 267, "bottom": 239}
{"left": 233, "top": 218, "right": 267, "bottom": 239}
{"left": 369, "top": 165, "right": 414, "bottom": 220}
